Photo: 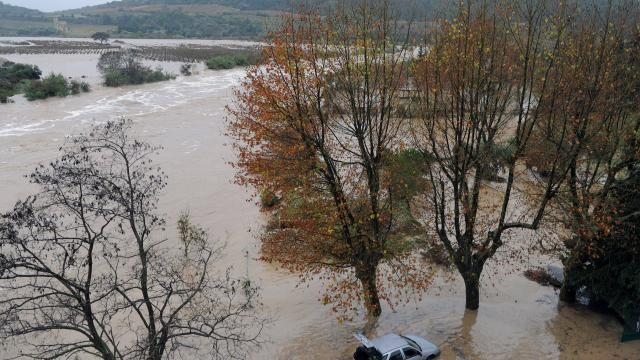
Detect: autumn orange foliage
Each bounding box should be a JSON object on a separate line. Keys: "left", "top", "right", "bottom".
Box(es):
{"left": 228, "top": 1, "right": 433, "bottom": 317}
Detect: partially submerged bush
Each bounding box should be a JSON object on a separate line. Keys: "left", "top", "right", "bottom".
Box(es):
{"left": 206, "top": 55, "right": 236, "bottom": 70}
{"left": 0, "top": 89, "right": 12, "bottom": 103}
{"left": 24, "top": 74, "right": 90, "bottom": 101}
{"left": 98, "top": 50, "right": 175, "bottom": 87}
{"left": 180, "top": 63, "right": 194, "bottom": 76}
{"left": 24, "top": 74, "right": 69, "bottom": 100}
{"left": 205, "top": 52, "right": 259, "bottom": 70}
{"left": 0, "top": 61, "right": 42, "bottom": 103}
{"left": 69, "top": 79, "right": 91, "bottom": 95}
{"left": 80, "top": 81, "right": 91, "bottom": 92}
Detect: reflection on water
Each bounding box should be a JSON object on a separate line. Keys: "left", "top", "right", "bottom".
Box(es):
{"left": 0, "top": 47, "right": 639, "bottom": 359}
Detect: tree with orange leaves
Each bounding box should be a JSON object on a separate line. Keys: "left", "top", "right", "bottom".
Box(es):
{"left": 228, "top": 0, "right": 433, "bottom": 317}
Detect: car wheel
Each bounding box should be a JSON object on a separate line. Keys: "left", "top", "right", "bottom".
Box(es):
{"left": 426, "top": 356, "right": 436, "bottom": 360}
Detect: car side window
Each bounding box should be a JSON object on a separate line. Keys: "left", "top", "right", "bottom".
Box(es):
{"left": 402, "top": 347, "right": 421, "bottom": 358}
{"left": 388, "top": 350, "right": 403, "bottom": 360}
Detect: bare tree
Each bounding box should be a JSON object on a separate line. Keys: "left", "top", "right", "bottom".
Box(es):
{"left": 527, "top": 0, "right": 640, "bottom": 302}
{"left": 0, "top": 119, "right": 264, "bottom": 359}
{"left": 412, "top": 0, "right": 639, "bottom": 311}
{"left": 412, "top": 0, "right": 585, "bottom": 310}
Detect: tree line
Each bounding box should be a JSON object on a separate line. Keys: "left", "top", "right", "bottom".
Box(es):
{"left": 229, "top": 0, "right": 640, "bottom": 320}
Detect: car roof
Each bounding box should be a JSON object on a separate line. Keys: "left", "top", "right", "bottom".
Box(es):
{"left": 370, "top": 334, "right": 409, "bottom": 354}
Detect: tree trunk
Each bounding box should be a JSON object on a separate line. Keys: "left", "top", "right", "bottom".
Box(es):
{"left": 559, "top": 264, "right": 577, "bottom": 303}
{"left": 559, "top": 282, "right": 577, "bottom": 303}
{"left": 560, "top": 245, "right": 581, "bottom": 303}
{"left": 357, "top": 266, "right": 382, "bottom": 317}
{"left": 463, "top": 272, "right": 480, "bottom": 310}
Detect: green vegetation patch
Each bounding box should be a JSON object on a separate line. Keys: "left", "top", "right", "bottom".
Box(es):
{"left": 205, "top": 53, "right": 259, "bottom": 70}
{"left": 0, "top": 61, "right": 41, "bottom": 103}
{"left": 24, "top": 74, "right": 90, "bottom": 101}
{"left": 98, "top": 50, "right": 176, "bottom": 87}
{"left": 1, "top": 61, "right": 90, "bottom": 103}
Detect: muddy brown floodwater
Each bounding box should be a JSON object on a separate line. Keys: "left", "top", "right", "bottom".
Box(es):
{"left": 0, "top": 40, "right": 639, "bottom": 360}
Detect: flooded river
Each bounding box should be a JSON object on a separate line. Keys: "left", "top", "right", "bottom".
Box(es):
{"left": 0, "top": 41, "right": 639, "bottom": 359}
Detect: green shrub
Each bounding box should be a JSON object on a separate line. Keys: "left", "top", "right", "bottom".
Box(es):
{"left": 80, "top": 82, "right": 91, "bottom": 93}
{"left": 44, "top": 74, "right": 70, "bottom": 97}
{"left": 180, "top": 63, "right": 193, "bottom": 76}
{"left": 206, "top": 55, "right": 236, "bottom": 70}
{"left": 0, "top": 88, "right": 12, "bottom": 103}
{"left": 103, "top": 70, "right": 129, "bottom": 87}
{"left": 2, "top": 63, "right": 41, "bottom": 82}
{"left": 233, "top": 53, "right": 250, "bottom": 66}
{"left": 23, "top": 74, "right": 89, "bottom": 101}
{"left": 98, "top": 50, "right": 175, "bottom": 87}
{"left": 24, "top": 74, "right": 69, "bottom": 101}
{"left": 144, "top": 68, "right": 175, "bottom": 83}
{"left": 69, "top": 80, "right": 81, "bottom": 95}
{"left": 205, "top": 53, "right": 259, "bottom": 70}
{"left": 0, "top": 61, "right": 42, "bottom": 104}
{"left": 68, "top": 80, "right": 90, "bottom": 95}
{"left": 23, "top": 82, "right": 46, "bottom": 101}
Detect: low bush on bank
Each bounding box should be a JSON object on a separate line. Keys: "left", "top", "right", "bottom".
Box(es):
{"left": 24, "top": 74, "right": 90, "bottom": 101}
{"left": 98, "top": 50, "right": 175, "bottom": 87}
{"left": 205, "top": 52, "right": 259, "bottom": 70}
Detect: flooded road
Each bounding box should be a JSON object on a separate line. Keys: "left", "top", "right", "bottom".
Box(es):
{"left": 0, "top": 46, "right": 639, "bottom": 359}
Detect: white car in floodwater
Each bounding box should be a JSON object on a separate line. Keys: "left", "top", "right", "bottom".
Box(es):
{"left": 353, "top": 333, "right": 441, "bottom": 360}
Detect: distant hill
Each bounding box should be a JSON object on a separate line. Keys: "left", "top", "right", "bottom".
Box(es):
{"left": 0, "top": 1, "right": 44, "bottom": 18}
{"left": 1, "top": 0, "right": 623, "bottom": 40}
{"left": 0, "top": 0, "right": 450, "bottom": 39}
{"left": 0, "top": 1, "right": 57, "bottom": 36}
{"left": 53, "top": 0, "right": 290, "bottom": 39}
{"left": 56, "top": 0, "right": 451, "bottom": 39}
{"left": 110, "top": 0, "right": 291, "bottom": 11}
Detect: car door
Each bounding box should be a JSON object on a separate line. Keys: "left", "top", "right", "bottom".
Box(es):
{"left": 401, "top": 346, "right": 422, "bottom": 360}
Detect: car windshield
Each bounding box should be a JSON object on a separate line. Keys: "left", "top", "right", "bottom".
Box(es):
{"left": 400, "top": 336, "right": 421, "bottom": 351}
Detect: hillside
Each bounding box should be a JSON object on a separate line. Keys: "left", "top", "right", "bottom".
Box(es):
{"left": 57, "top": 0, "right": 452, "bottom": 39}
{"left": 0, "top": 0, "right": 449, "bottom": 39}
{"left": 0, "top": 1, "right": 57, "bottom": 36}
{"left": 55, "top": 0, "right": 291, "bottom": 39}
{"left": 0, "top": 0, "right": 283, "bottom": 39}
{"left": 0, "top": 1, "right": 43, "bottom": 17}
{"left": 108, "top": 0, "right": 291, "bottom": 11}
